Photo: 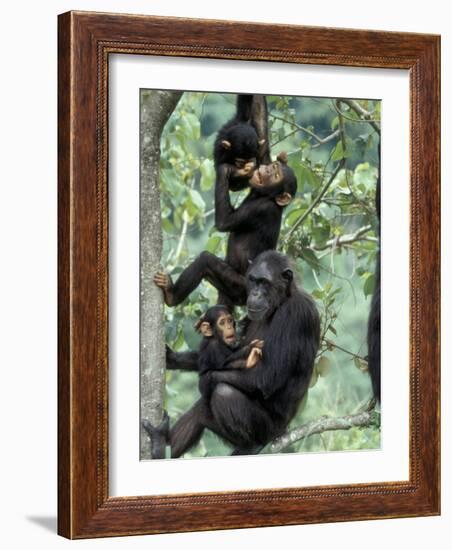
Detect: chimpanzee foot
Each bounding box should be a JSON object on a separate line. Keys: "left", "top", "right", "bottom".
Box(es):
{"left": 153, "top": 271, "right": 175, "bottom": 306}
{"left": 231, "top": 445, "right": 264, "bottom": 456}
{"left": 142, "top": 410, "right": 170, "bottom": 459}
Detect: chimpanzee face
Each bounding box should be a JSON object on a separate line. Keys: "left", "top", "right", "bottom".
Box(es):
{"left": 246, "top": 257, "right": 293, "bottom": 321}
{"left": 215, "top": 312, "right": 237, "bottom": 346}
{"left": 248, "top": 161, "right": 284, "bottom": 190}
{"left": 197, "top": 306, "right": 237, "bottom": 346}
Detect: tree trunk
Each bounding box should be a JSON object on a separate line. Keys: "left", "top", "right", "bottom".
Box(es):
{"left": 140, "top": 90, "right": 182, "bottom": 459}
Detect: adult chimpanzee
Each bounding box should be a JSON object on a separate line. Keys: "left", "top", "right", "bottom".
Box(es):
{"left": 214, "top": 94, "right": 266, "bottom": 191}
{"left": 367, "top": 142, "right": 381, "bottom": 402}
{"left": 169, "top": 251, "right": 320, "bottom": 457}
{"left": 154, "top": 154, "right": 297, "bottom": 310}
{"left": 195, "top": 305, "right": 263, "bottom": 399}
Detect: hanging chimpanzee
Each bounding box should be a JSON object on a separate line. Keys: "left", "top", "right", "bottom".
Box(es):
{"left": 154, "top": 151, "right": 297, "bottom": 310}
{"left": 195, "top": 305, "right": 263, "bottom": 399}
{"left": 169, "top": 251, "right": 321, "bottom": 457}
{"left": 214, "top": 94, "right": 266, "bottom": 190}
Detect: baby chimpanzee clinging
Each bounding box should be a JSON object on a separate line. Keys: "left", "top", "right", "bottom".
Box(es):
{"left": 195, "top": 305, "right": 263, "bottom": 399}
{"left": 214, "top": 95, "right": 265, "bottom": 187}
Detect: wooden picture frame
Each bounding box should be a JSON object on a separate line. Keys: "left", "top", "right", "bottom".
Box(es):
{"left": 58, "top": 11, "right": 440, "bottom": 539}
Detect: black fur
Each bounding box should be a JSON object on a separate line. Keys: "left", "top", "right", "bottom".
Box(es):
{"left": 169, "top": 252, "right": 320, "bottom": 456}
{"left": 161, "top": 161, "right": 294, "bottom": 310}
{"left": 157, "top": 95, "right": 297, "bottom": 310}
{"left": 197, "top": 305, "right": 254, "bottom": 398}
{"left": 367, "top": 142, "right": 381, "bottom": 401}
{"left": 213, "top": 95, "right": 259, "bottom": 169}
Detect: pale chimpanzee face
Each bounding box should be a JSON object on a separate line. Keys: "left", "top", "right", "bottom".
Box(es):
{"left": 216, "top": 312, "right": 237, "bottom": 346}
{"left": 248, "top": 161, "right": 283, "bottom": 189}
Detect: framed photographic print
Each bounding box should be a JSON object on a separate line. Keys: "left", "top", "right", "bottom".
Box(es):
{"left": 58, "top": 11, "right": 440, "bottom": 538}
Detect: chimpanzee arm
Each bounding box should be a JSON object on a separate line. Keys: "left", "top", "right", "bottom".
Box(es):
{"left": 222, "top": 344, "right": 252, "bottom": 369}
{"left": 200, "top": 343, "right": 249, "bottom": 373}
{"left": 166, "top": 346, "right": 199, "bottom": 371}
{"left": 215, "top": 164, "right": 269, "bottom": 232}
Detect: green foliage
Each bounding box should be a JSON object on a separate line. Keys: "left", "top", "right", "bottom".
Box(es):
{"left": 157, "top": 92, "right": 381, "bottom": 457}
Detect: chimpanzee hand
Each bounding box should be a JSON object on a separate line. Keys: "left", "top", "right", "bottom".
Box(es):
{"left": 249, "top": 339, "right": 264, "bottom": 349}
{"left": 153, "top": 271, "right": 175, "bottom": 306}
{"left": 232, "top": 160, "right": 256, "bottom": 178}
{"left": 219, "top": 162, "right": 255, "bottom": 181}
{"left": 246, "top": 347, "right": 262, "bottom": 368}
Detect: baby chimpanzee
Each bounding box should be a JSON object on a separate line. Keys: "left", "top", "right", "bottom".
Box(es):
{"left": 195, "top": 305, "right": 263, "bottom": 398}
{"left": 214, "top": 95, "right": 266, "bottom": 188}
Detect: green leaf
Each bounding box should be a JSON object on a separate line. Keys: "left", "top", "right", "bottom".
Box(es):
{"left": 327, "top": 324, "right": 337, "bottom": 336}
{"left": 309, "top": 365, "right": 319, "bottom": 388}
{"left": 331, "top": 141, "right": 345, "bottom": 161}
{"left": 312, "top": 224, "right": 330, "bottom": 248}
{"left": 188, "top": 189, "right": 206, "bottom": 211}
{"left": 312, "top": 289, "right": 324, "bottom": 300}
{"left": 300, "top": 248, "right": 320, "bottom": 272}
{"left": 200, "top": 158, "right": 215, "bottom": 191}
{"left": 363, "top": 273, "right": 375, "bottom": 297}
{"left": 353, "top": 357, "right": 369, "bottom": 372}
{"left": 173, "top": 327, "right": 185, "bottom": 351}
{"left": 181, "top": 113, "right": 200, "bottom": 140}
{"left": 206, "top": 235, "right": 221, "bottom": 254}
{"left": 353, "top": 162, "right": 378, "bottom": 188}
{"left": 317, "top": 356, "right": 332, "bottom": 377}
{"left": 285, "top": 207, "right": 306, "bottom": 227}
{"left": 161, "top": 218, "right": 174, "bottom": 234}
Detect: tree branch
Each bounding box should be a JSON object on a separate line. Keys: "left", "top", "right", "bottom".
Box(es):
{"left": 311, "top": 224, "right": 373, "bottom": 251}
{"left": 283, "top": 158, "right": 345, "bottom": 244}
{"left": 339, "top": 99, "right": 381, "bottom": 134}
{"left": 264, "top": 409, "right": 379, "bottom": 454}
{"left": 140, "top": 90, "right": 182, "bottom": 459}
{"left": 270, "top": 113, "right": 340, "bottom": 147}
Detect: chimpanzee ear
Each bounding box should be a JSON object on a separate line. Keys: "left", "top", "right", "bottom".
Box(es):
{"left": 258, "top": 139, "right": 266, "bottom": 146}
{"left": 275, "top": 192, "right": 292, "bottom": 207}
{"left": 277, "top": 151, "right": 288, "bottom": 164}
{"left": 282, "top": 268, "right": 293, "bottom": 282}
{"left": 221, "top": 140, "right": 232, "bottom": 150}
{"left": 198, "top": 321, "right": 213, "bottom": 337}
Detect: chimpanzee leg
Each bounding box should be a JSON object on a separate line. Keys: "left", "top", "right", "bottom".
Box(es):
{"left": 170, "top": 399, "right": 219, "bottom": 458}
{"left": 162, "top": 252, "right": 246, "bottom": 307}
{"left": 209, "top": 383, "right": 275, "bottom": 450}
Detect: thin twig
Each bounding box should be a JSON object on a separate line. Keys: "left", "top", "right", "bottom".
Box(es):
{"left": 340, "top": 99, "right": 381, "bottom": 134}
{"left": 324, "top": 338, "right": 368, "bottom": 362}
{"left": 283, "top": 158, "right": 345, "bottom": 244}
{"left": 270, "top": 113, "right": 340, "bottom": 146}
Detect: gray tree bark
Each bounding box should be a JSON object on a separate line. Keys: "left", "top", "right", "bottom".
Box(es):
{"left": 140, "top": 90, "right": 182, "bottom": 459}
{"left": 264, "top": 409, "right": 380, "bottom": 454}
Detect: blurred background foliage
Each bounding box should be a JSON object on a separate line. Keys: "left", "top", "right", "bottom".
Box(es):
{"left": 153, "top": 90, "right": 380, "bottom": 457}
